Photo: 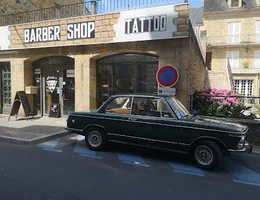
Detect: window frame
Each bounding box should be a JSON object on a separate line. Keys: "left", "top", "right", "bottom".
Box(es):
{"left": 103, "top": 96, "right": 133, "bottom": 115}
{"left": 130, "top": 96, "right": 176, "bottom": 119}
{"left": 234, "top": 80, "right": 253, "bottom": 97}
{"left": 255, "top": 51, "right": 260, "bottom": 68}
{"left": 256, "top": 21, "right": 260, "bottom": 43}
{"left": 229, "top": 0, "right": 242, "bottom": 8}
{"left": 228, "top": 22, "right": 241, "bottom": 44}
{"left": 227, "top": 51, "right": 240, "bottom": 68}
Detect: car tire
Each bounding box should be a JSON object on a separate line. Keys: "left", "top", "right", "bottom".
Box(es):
{"left": 192, "top": 140, "right": 222, "bottom": 170}
{"left": 85, "top": 127, "right": 107, "bottom": 151}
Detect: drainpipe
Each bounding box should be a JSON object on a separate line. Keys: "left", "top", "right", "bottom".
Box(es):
{"left": 90, "top": 0, "right": 97, "bottom": 15}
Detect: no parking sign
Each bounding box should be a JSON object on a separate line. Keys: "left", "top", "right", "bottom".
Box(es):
{"left": 156, "top": 65, "right": 179, "bottom": 87}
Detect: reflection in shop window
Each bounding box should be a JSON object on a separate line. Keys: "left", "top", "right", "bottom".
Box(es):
{"left": 105, "top": 97, "right": 132, "bottom": 114}
{"left": 97, "top": 53, "right": 158, "bottom": 107}
{"left": 234, "top": 80, "right": 253, "bottom": 96}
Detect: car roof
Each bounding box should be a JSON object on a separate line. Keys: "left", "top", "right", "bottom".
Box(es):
{"left": 110, "top": 93, "right": 173, "bottom": 98}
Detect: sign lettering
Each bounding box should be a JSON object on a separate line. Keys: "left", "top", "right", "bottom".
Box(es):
{"left": 24, "top": 25, "right": 60, "bottom": 43}
{"left": 67, "top": 21, "right": 95, "bottom": 40}
{"left": 24, "top": 21, "right": 95, "bottom": 43}
{"left": 125, "top": 15, "right": 167, "bottom": 34}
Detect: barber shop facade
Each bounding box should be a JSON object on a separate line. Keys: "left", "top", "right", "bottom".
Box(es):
{"left": 0, "top": 4, "right": 204, "bottom": 116}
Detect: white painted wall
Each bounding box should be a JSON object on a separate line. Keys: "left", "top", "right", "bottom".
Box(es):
{"left": 113, "top": 5, "right": 179, "bottom": 43}
{"left": 0, "top": 26, "right": 10, "bottom": 50}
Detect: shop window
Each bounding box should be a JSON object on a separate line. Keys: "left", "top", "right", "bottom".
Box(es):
{"left": 234, "top": 80, "right": 253, "bottom": 96}
{"left": 0, "top": 62, "right": 11, "bottom": 114}
{"left": 96, "top": 53, "right": 159, "bottom": 107}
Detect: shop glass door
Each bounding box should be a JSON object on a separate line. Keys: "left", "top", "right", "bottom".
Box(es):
{"left": 0, "top": 63, "right": 11, "bottom": 114}
{"left": 44, "top": 67, "right": 62, "bottom": 115}
{"left": 62, "top": 68, "right": 75, "bottom": 115}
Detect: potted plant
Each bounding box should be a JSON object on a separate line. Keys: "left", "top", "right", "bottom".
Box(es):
{"left": 242, "top": 60, "right": 250, "bottom": 68}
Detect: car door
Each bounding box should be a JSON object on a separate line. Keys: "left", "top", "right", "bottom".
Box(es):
{"left": 128, "top": 97, "right": 186, "bottom": 152}
{"left": 99, "top": 96, "right": 134, "bottom": 142}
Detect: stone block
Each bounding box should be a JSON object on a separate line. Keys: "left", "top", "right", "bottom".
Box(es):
{"left": 110, "top": 19, "right": 118, "bottom": 25}
{"left": 95, "top": 20, "right": 102, "bottom": 27}
{"left": 186, "top": 18, "right": 190, "bottom": 24}
{"left": 112, "top": 13, "right": 120, "bottom": 18}
{"left": 178, "top": 25, "right": 189, "bottom": 32}
{"left": 106, "top": 25, "right": 114, "bottom": 31}
{"left": 179, "top": 10, "right": 189, "bottom": 18}
{"left": 96, "top": 15, "right": 105, "bottom": 21}
{"left": 175, "top": 4, "right": 189, "bottom": 11}
{"left": 88, "top": 16, "right": 96, "bottom": 21}
{"left": 174, "top": 18, "right": 186, "bottom": 25}
{"left": 101, "top": 32, "right": 109, "bottom": 38}
{"left": 102, "top": 20, "right": 110, "bottom": 26}
{"left": 109, "top": 31, "right": 116, "bottom": 37}
{"left": 105, "top": 14, "right": 113, "bottom": 19}
{"left": 173, "top": 31, "right": 189, "bottom": 37}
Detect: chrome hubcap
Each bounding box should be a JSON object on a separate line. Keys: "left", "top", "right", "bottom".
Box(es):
{"left": 195, "top": 145, "right": 214, "bottom": 166}
{"left": 88, "top": 131, "right": 102, "bottom": 147}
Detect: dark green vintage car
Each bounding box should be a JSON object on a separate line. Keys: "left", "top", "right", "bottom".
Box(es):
{"left": 66, "top": 94, "right": 252, "bottom": 169}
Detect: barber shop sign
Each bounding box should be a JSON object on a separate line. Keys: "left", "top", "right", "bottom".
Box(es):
{"left": 24, "top": 21, "right": 95, "bottom": 43}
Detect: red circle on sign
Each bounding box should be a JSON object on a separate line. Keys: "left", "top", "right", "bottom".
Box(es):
{"left": 156, "top": 65, "right": 179, "bottom": 87}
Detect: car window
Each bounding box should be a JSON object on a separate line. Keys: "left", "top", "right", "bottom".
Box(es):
{"left": 131, "top": 97, "right": 174, "bottom": 118}
{"left": 166, "top": 97, "right": 190, "bottom": 119}
{"left": 159, "top": 100, "right": 175, "bottom": 118}
{"left": 105, "top": 97, "right": 132, "bottom": 114}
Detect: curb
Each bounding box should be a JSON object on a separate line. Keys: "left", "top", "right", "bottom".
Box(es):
{"left": 252, "top": 144, "right": 260, "bottom": 155}
{"left": 0, "top": 130, "right": 71, "bottom": 146}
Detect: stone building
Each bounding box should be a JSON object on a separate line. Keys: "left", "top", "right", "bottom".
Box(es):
{"left": 0, "top": 3, "right": 205, "bottom": 116}
{"left": 203, "top": 0, "right": 260, "bottom": 96}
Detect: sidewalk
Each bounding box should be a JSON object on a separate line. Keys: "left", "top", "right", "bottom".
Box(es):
{"left": 0, "top": 114, "right": 70, "bottom": 145}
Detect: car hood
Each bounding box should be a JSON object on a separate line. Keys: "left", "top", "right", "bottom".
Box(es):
{"left": 190, "top": 115, "right": 248, "bottom": 133}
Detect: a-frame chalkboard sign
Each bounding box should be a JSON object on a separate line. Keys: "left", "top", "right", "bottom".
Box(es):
{"left": 8, "top": 91, "right": 34, "bottom": 121}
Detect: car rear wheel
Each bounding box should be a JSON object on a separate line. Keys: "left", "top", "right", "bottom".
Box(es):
{"left": 85, "top": 127, "right": 107, "bottom": 151}
{"left": 193, "top": 140, "right": 222, "bottom": 170}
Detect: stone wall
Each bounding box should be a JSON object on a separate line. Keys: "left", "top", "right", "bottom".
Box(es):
{"left": 0, "top": 37, "right": 205, "bottom": 114}
{"left": 6, "top": 4, "right": 190, "bottom": 50}
{"left": 204, "top": 10, "right": 260, "bottom": 95}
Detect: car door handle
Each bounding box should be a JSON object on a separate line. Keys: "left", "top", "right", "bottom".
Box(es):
{"left": 128, "top": 118, "right": 137, "bottom": 121}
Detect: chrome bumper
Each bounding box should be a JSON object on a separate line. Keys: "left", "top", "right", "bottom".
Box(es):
{"left": 228, "top": 141, "right": 252, "bottom": 153}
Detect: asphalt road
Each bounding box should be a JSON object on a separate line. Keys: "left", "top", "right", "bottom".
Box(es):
{"left": 0, "top": 134, "right": 260, "bottom": 200}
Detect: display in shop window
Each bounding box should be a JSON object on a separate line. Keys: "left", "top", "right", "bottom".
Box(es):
{"left": 46, "top": 76, "right": 58, "bottom": 93}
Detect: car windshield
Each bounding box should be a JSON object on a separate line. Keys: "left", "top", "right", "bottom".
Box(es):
{"left": 166, "top": 97, "right": 191, "bottom": 119}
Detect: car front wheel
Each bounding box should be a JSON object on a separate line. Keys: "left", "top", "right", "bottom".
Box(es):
{"left": 85, "top": 127, "right": 107, "bottom": 151}
{"left": 193, "top": 140, "right": 222, "bottom": 170}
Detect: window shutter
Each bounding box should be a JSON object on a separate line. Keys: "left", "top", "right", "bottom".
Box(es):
{"left": 228, "top": 23, "right": 233, "bottom": 44}
{"left": 234, "top": 23, "right": 240, "bottom": 43}
{"left": 255, "top": 51, "right": 260, "bottom": 68}
{"left": 233, "top": 51, "right": 239, "bottom": 68}
{"left": 227, "top": 51, "right": 239, "bottom": 68}
{"left": 256, "top": 21, "right": 260, "bottom": 43}
{"left": 228, "top": 22, "right": 240, "bottom": 44}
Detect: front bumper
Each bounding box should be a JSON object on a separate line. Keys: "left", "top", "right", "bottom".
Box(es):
{"left": 228, "top": 141, "right": 252, "bottom": 153}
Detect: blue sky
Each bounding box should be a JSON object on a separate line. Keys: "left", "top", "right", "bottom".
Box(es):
{"left": 189, "top": 0, "right": 202, "bottom": 7}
